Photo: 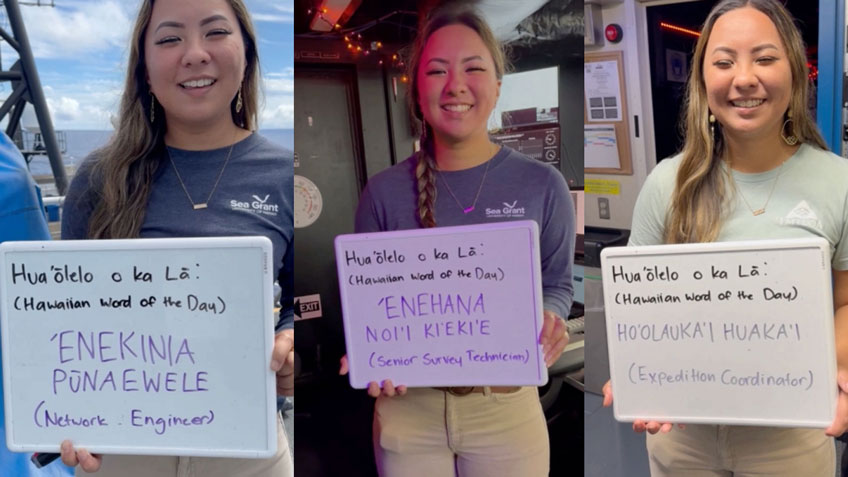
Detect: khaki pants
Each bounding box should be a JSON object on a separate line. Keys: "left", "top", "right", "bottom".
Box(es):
{"left": 373, "top": 386, "right": 549, "bottom": 477}
{"left": 646, "top": 424, "right": 835, "bottom": 477}
{"left": 78, "top": 414, "right": 292, "bottom": 477}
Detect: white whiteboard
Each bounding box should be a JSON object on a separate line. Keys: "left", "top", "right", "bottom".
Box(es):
{"left": 335, "top": 221, "right": 547, "bottom": 388}
{"left": 0, "top": 237, "right": 277, "bottom": 457}
{"left": 601, "top": 238, "right": 837, "bottom": 427}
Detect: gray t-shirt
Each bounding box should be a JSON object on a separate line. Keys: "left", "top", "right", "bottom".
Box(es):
{"left": 355, "top": 146, "right": 575, "bottom": 318}
{"left": 61, "top": 133, "right": 294, "bottom": 330}
{"left": 630, "top": 144, "right": 848, "bottom": 270}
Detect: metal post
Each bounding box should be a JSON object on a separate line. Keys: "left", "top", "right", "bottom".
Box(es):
{"left": 4, "top": 0, "right": 66, "bottom": 193}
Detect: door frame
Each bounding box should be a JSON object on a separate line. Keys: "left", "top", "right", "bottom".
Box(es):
{"left": 294, "top": 63, "right": 369, "bottom": 192}
{"left": 818, "top": 0, "right": 843, "bottom": 152}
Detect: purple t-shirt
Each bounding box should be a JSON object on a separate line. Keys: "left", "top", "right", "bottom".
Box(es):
{"left": 355, "top": 146, "right": 575, "bottom": 318}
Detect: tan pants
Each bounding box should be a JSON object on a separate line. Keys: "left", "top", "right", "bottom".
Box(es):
{"left": 646, "top": 424, "right": 834, "bottom": 477}
{"left": 373, "top": 386, "right": 549, "bottom": 477}
{"left": 78, "top": 414, "right": 292, "bottom": 477}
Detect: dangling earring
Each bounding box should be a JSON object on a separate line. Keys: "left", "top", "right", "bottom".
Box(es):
{"left": 235, "top": 88, "right": 243, "bottom": 113}
{"left": 150, "top": 91, "right": 156, "bottom": 124}
{"left": 709, "top": 113, "right": 715, "bottom": 142}
{"left": 781, "top": 111, "right": 798, "bottom": 145}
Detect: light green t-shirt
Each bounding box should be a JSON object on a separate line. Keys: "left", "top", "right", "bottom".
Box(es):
{"left": 629, "top": 143, "right": 848, "bottom": 271}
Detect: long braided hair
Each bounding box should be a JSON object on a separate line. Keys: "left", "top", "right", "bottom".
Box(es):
{"left": 406, "top": 6, "right": 506, "bottom": 228}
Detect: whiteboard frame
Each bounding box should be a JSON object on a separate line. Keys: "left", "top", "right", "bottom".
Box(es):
{"left": 335, "top": 221, "right": 547, "bottom": 389}
{"left": 0, "top": 236, "right": 278, "bottom": 458}
{"left": 601, "top": 238, "right": 838, "bottom": 427}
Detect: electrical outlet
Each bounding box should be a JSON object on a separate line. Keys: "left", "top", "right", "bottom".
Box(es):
{"left": 598, "top": 197, "right": 610, "bottom": 220}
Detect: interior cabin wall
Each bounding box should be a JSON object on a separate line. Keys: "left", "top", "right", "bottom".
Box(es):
{"left": 296, "top": 38, "right": 417, "bottom": 181}
{"left": 560, "top": 55, "right": 585, "bottom": 188}
{"left": 584, "top": 0, "right": 656, "bottom": 231}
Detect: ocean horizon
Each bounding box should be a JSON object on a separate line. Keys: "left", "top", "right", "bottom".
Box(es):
{"left": 27, "top": 128, "right": 293, "bottom": 178}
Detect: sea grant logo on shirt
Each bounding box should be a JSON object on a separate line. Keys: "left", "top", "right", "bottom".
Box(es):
{"left": 778, "top": 200, "right": 822, "bottom": 229}
{"left": 485, "top": 200, "right": 526, "bottom": 218}
{"left": 230, "top": 194, "right": 279, "bottom": 216}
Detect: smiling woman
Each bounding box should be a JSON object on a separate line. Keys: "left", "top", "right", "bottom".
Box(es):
{"left": 56, "top": 0, "right": 294, "bottom": 476}
{"left": 338, "top": 4, "right": 575, "bottom": 477}
{"left": 602, "top": 0, "right": 848, "bottom": 476}
{"left": 702, "top": 7, "right": 794, "bottom": 157}
{"left": 415, "top": 24, "right": 501, "bottom": 153}
{"left": 145, "top": 2, "right": 251, "bottom": 139}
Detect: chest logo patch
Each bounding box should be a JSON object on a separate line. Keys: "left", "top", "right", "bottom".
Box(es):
{"left": 229, "top": 194, "right": 280, "bottom": 216}
{"left": 778, "top": 200, "right": 822, "bottom": 229}
{"left": 485, "top": 200, "right": 526, "bottom": 218}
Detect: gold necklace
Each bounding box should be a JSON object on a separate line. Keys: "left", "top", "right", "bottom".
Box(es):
{"left": 438, "top": 160, "right": 490, "bottom": 214}
{"left": 168, "top": 134, "right": 237, "bottom": 210}
{"left": 437, "top": 156, "right": 492, "bottom": 214}
{"left": 733, "top": 160, "right": 785, "bottom": 216}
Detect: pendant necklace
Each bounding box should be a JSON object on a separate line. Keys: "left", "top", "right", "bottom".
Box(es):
{"left": 168, "top": 132, "right": 237, "bottom": 210}
{"left": 733, "top": 159, "right": 786, "bottom": 217}
{"left": 436, "top": 145, "right": 498, "bottom": 214}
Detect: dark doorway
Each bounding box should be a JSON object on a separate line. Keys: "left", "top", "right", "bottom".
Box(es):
{"left": 293, "top": 66, "right": 365, "bottom": 379}
{"left": 293, "top": 66, "right": 378, "bottom": 477}
{"left": 646, "top": 0, "right": 820, "bottom": 163}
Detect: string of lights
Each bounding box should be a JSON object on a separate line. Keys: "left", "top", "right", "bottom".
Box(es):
{"left": 658, "top": 21, "right": 818, "bottom": 81}
{"left": 301, "top": 4, "right": 416, "bottom": 73}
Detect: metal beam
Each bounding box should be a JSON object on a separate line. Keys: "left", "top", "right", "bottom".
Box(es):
{"left": 0, "top": 81, "right": 25, "bottom": 120}
{"left": 0, "top": 26, "right": 20, "bottom": 51}
{"left": 0, "top": 2, "right": 56, "bottom": 7}
{"left": 4, "top": 0, "right": 66, "bottom": 193}
{"left": 0, "top": 70, "right": 22, "bottom": 81}
{"left": 6, "top": 97, "right": 25, "bottom": 139}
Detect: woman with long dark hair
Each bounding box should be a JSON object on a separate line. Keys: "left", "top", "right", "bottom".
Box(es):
{"left": 58, "top": 0, "right": 293, "bottom": 475}
{"left": 604, "top": 0, "right": 848, "bottom": 474}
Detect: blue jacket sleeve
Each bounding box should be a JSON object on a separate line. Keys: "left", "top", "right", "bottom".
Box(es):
{"left": 0, "top": 132, "right": 50, "bottom": 242}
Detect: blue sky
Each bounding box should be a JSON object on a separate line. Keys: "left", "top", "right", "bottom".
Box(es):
{"left": 1, "top": 0, "right": 293, "bottom": 130}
